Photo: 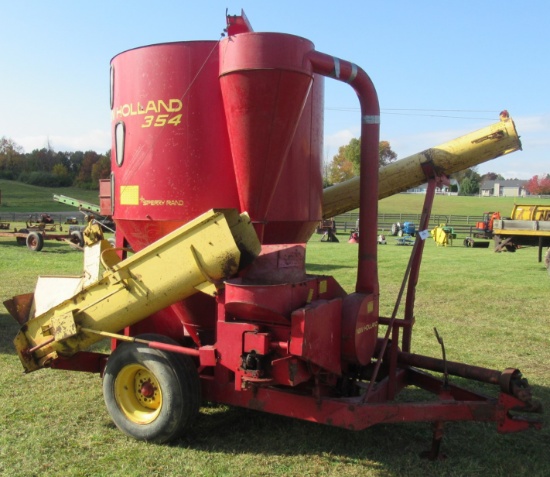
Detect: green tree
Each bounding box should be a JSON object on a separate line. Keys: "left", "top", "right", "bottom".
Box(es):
{"left": 91, "top": 155, "right": 111, "bottom": 183}
{"left": 326, "top": 138, "right": 398, "bottom": 185}
{"left": 52, "top": 163, "right": 70, "bottom": 179}
{"left": 0, "top": 137, "right": 24, "bottom": 179}
{"left": 68, "top": 151, "right": 84, "bottom": 175}
{"left": 24, "top": 148, "right": 58, "bottom": 173}
{"left": 459, "top": 176, "right": 480, "bottom": 195}
{"left": 75, "top": 150, "right": 101, "bottom": 186}
{"left": 451, "top": 166, "right": 480, "bottom": 185}
{"left": 452, "top": 167, "right": 481, "bottom": 195}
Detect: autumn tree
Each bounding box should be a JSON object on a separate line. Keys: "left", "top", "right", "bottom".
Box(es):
{"left": 75, "top": 151, "right": 101, "bottom": 186}
{"left": 327, "top": 142, "right": 357, "bottom": 184}
{"left": 91, "top": 154, "right": 111, "bottom": 183}
{"left": 378, "top": 141, "right": 398, "bottom": 168}
{"left": 525, "top": 174, "right": 550, "bottom": 195}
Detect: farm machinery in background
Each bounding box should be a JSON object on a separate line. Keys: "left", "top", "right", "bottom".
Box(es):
{"left": 473, "top": 211, "right": 502, "bottom": 240}
{"left": 4, "top": 10, "right": 542, "bottom": 459}
{"left": 315, "top": 218, "right": 339, "bottom": 242}
{"left": 466, "top": 205, "right": 550, "bottom": 264}
{"left": 0, "top": 192, "right": 114, "bottom": 252}
{"left": 390, "top": 221, "right": 416, "bottom": 238}
{"left": 53, "top": 193, "right": 115, "bottom": 233}
{"left": 0, "top": 212, "right": 85, "bottom": 251}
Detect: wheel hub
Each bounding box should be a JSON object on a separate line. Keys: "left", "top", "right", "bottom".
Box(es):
{"left": 115, "top": 364, "right": 163, "bottom": 424}
{"left": 140, "top": 379, "right": 156, "bottom": 398}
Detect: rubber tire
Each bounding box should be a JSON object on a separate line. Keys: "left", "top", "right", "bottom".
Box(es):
{"left": 103, "top": 334, "right": 200, "bottom": 443}
{"left": 70, "top": 230, "right": 84, "bottom": 247}
{"left": 26, "top": 232, "right": 44, "bottom": 251}
{"left": 391, "top": 223, "right": 399, "bottom": 236}
{"left": 139, "top": 333, "right": 201, "bottom": 421}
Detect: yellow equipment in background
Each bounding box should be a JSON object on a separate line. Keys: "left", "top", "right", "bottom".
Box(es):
{"left": 431, "top": 224, "right": 456, "bottom": 247}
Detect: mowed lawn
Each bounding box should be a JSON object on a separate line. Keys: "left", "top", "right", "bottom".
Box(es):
{"left": 0, "top": 191, "right": 549, "bottom": 476}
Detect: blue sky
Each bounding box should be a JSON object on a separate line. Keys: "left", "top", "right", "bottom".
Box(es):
{"left": 1, "top": 1, "right": 548, "bottom": 179}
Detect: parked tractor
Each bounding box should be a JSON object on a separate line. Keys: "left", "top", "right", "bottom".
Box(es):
{"left": 4, "top": 10, "right": 541, "bottom": 458}
{"left": 390, "top": 221, "right": 416, "bottom": 237}
{"left": 474, "top": 211, "right": 501, "bottom": 239}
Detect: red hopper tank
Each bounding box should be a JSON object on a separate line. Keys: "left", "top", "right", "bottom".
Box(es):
{"left": 110, "top": 41, "right": 240, "bottom": 251}
{"left": 219, "top": 32, "right": 321, "bottom": 244}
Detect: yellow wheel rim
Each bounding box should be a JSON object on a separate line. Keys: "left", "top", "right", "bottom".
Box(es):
{"left": 114, "top": 364, "right": 162, "bottom": 424}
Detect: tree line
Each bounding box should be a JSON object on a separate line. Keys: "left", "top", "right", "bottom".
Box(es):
{"left": 3, "top": 134, "right": 549, "bottom": 195}
{"left": 0, "top": 137, "right": 110, "bottom": 189}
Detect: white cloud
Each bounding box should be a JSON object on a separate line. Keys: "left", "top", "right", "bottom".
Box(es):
{"left": 323, "top": 127, "right": 360, "bottom": 162}
{"left": 514, "top": 114, "right": 550, "bottom": 134}
{"left": 325, "top": 128, "right": 358, "bottom": 149}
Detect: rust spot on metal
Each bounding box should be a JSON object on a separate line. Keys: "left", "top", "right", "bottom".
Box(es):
{"left": 3, "top": 293, "right": 34, "bottom": 325}
{"left": 421, "top": 148, "right": 436, "bottom": 162}
{"left": 471, "top": 130, "right": 504, "bottom": 144}
{"left": 221, "top": 253, "right": 239, "bottom": 278}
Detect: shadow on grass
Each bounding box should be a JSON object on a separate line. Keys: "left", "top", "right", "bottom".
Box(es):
{"left": 167, "top": 388, "right": 549, "bottom": 474}
{"left": 306, "top": 262, "right": 356, "bottom": 273}
{"left": 0, "top": 313, "right": 20, "bottom": 356}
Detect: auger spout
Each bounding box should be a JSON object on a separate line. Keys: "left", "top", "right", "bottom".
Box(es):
{"left": 6, "top": 209, "right": 260, "bottom": 373}
{"left": 322, "top": 113, "right": 521, "bottom": 218}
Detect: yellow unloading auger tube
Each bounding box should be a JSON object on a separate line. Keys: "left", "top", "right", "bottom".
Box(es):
{"left": 322, "top": 114, "right": 521, "bottom": 218}
{"left": 10, "top": 209, "right": 261, "bottom": 373}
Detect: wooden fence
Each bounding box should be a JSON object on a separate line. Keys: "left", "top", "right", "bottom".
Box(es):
{"left": 332, "top": 212, "right": 485, "bottom": 237}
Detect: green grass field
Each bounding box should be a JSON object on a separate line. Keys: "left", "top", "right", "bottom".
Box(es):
{"left": 0, "top": 188, "right": 549, "bottom": 476}
{"left": 379, "top": 193, "right": 547, "bottom": 217}
{"left": 0, "top": 179, "right": 101, "bottom": 212}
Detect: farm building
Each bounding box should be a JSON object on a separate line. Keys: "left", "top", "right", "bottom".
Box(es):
{"left": 480, "top": 179, "right": 528, "bottom": 197}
